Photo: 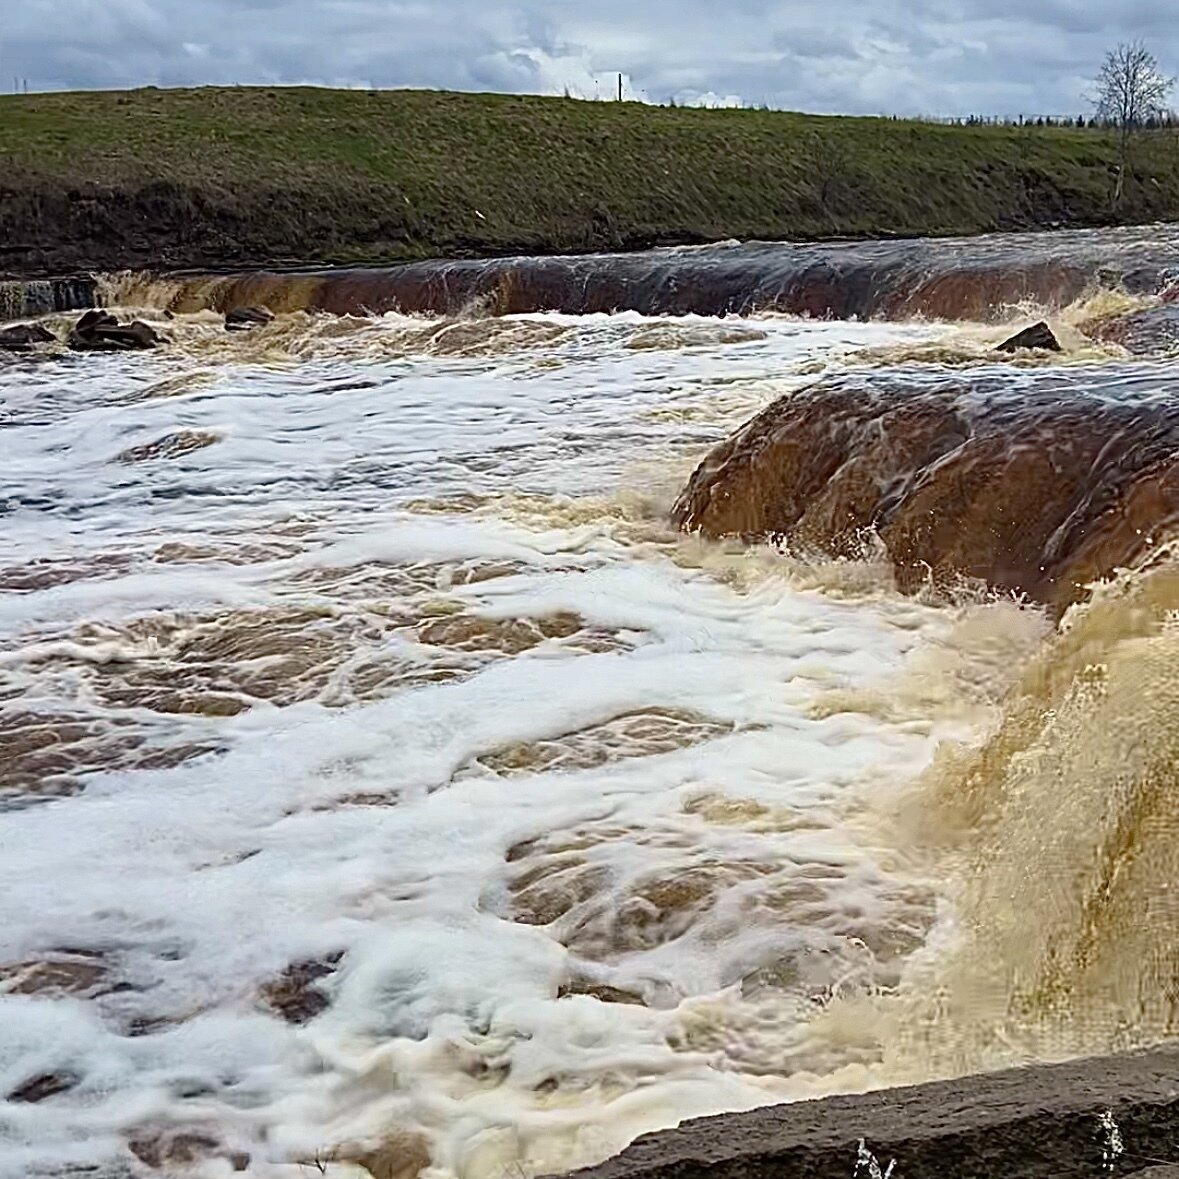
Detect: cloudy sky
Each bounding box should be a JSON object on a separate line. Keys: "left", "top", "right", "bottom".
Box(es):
{"left": 2, "top": 0, "right": 1174, "bottom": 117}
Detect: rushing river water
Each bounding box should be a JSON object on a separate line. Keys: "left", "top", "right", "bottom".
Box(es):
{"left": 1, "top": 271, "right": 1177, "bottom": 1177}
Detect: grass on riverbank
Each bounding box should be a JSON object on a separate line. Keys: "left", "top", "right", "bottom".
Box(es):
{"left": 2, "top": 86, "right": 1178, "bottom": 274}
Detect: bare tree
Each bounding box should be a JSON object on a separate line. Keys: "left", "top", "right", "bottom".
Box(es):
{"left": 1092, "top": 40, "right": 1174, "bottom": 208}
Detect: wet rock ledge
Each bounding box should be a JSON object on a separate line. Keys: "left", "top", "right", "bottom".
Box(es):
{"left": 559, "top": 1048, "right": 1179, "bottom": 1179}
{"left": 0, "top": 274, "right": 97, "bottom": 319}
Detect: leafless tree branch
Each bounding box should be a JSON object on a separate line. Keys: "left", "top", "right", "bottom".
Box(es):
{"left": 1091, "top": 41, "right": 1175, "bottom": 208}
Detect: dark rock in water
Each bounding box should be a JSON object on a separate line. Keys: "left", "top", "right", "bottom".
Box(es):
{"left": 225, "top": 305, "right": 275, "bottom": 332}
{"left": 112, "top": 321, "right": 164, "bottom": 350}
{"left": 8, "top": 1071, "right": 80, "bottom": 1103}
{"left": 260, "top": 953, "right": 343, "bottom": 1024}
{"left": 74, "top": 309, "right": 117, "bottom": 333}
{"left": 0, "top": 323, "right": 55, "bottom": 351}
{"left": 559, "top": 979, "right": 646, "bottom": 1005}
{"left": 128, "top": 1129, "right": 226, "bottom": 1169}
{"left": 0, "top": 952, "right": 109, "bottom": 996}
{"left": 117, "top": 430, "right": 220, "bottom": 464}
{"left": 1090, "top": 304, "right": 1179, "bottom": 355}
{"left": 69, "top": 310, "right": 164, "bottom": 352}
{"left": 996, "top": 321, "right": 1061, "bottom": 353}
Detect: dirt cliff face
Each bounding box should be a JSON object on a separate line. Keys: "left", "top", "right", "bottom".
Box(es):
{"left": 0, "top": 180, "right": 428, "bottom": 277}
{"left": 672, "top": 368, "right": 1179, "bottom": 616}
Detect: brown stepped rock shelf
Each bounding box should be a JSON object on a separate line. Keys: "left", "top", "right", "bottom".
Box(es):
{"left": 5, "top": 221, "right": 1179, "bottom": 326}
{"left": 558, "top": 1048, "right": 1179, "bottom": 1179}
{"left": 97, "top": 223, "right": 1179, "bottom": 321}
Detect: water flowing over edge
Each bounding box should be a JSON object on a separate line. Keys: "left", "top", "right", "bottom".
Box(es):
{"left": 3, "top": 220, "right": 1179, "bottom": 326}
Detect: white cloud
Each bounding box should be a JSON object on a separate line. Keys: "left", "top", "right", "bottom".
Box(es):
{"left": 675, "top": 91, "right": 745, "bottom": 109}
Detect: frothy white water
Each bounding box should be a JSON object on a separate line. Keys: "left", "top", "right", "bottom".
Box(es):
{"left": 0, "top": 310, "right": 1010, "bottom": 1177}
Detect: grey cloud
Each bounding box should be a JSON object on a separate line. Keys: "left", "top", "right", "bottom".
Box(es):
{"left": 1, "top": 0, "right": 1175, "bottom": 118}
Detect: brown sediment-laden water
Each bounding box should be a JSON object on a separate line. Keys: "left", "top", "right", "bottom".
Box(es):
{"left": 91, "top": 220, "right": 1179, "bottom": 321}
{"left": 2, "top": 223, "right": 1179, "bottom": 1178}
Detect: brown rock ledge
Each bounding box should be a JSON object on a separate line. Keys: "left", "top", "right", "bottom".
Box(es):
{"left": 558, "top": 1048, "right": 1179, "bottom": 1179}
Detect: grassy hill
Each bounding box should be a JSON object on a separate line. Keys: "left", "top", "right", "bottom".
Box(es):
{"left": 1, "top": 86, "right": 1178, "bottom": 275}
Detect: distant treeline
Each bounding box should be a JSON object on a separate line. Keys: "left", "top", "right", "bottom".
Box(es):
{"left": 662, "top": 100, "right": 1179, "bottom": 129}
{"left": 934, "top": 113, "right": 1179, "bottom": 129}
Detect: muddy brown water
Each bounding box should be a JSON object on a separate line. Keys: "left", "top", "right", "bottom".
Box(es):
{"left": 2, "top": 223, "right": 1179, "bottom": 1179}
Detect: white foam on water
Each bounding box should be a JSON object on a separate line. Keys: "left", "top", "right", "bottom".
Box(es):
{"left": 0, "top": 311, "right": 991, "bottom": 1177}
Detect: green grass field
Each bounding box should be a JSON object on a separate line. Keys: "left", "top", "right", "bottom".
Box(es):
{"left": 1, "top": 86, "right": 1177, "bottom": 275}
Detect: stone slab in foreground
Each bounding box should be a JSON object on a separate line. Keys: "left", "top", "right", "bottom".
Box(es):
{"left": 561, "top": 1049, "right": 1179, "bottom": 1179}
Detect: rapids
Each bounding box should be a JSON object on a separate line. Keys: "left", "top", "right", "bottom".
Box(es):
{"left": 98, "top": 221, "right": 1179, "bottom": 322}
{"left": 1, "top": 254, "right": 1178, "bottom": 1178}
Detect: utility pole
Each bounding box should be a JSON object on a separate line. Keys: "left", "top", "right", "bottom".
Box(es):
{"left": 618, "top": 73, "right": 623, "bottom": 102}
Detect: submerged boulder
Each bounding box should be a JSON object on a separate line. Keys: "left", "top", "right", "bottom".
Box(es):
{"left": 1089, "top": 304, "right": 1179, "bottom": 355}
{"left": 996, "top": 321, "right": 1062, "bottom": 353}
{"left": 128, "top": 1128, "right": 247, "bottom": 1172}
{"left": 671, "top": 371, "right": 1179, "bottom": 618}
{"left": 7, "top": 1071, "right": 80, "bottom": 1104}
{"left": 225, "top": 305, "right": 275, "bottom": 332}
{"left": 69, "top": 309, "right": 164, "bottom": 352}
{"left": 0, "top": 322, "right": 55, "bottom": 351}
{"left": 260, "top": 953, "right": 343, "bottom": 1024}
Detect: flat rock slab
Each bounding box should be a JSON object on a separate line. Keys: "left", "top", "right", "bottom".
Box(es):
{"left": 559, "top": 1049, "right": 1179, "bottom": 1179}
{"left": 0, "top": 322, "right": 55, "bottom": 350}
{"left": 1091, "top": 305, "right": 1179, "bottom": 354}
